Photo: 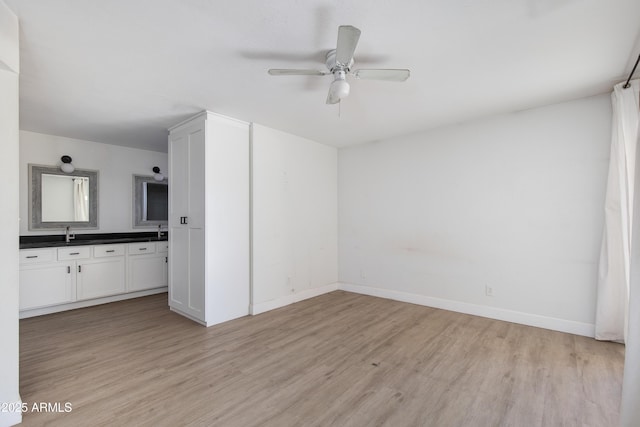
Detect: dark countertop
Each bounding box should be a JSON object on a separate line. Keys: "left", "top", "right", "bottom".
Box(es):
{"left": 20, "top": 232, "right": 168, "bottom": 250}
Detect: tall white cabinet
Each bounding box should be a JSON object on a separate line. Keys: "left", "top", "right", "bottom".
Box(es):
{"left": 168, "top": 111, "right": 250, "bottom": 326}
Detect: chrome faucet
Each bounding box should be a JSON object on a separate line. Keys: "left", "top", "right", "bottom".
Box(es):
{"left": 65, "top": 226, "right": 75, "bottom": 243}
{"left": 157, "top": 224, "right": 163, "bottom": 239}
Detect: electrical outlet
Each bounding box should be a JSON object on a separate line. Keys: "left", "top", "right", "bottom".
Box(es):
{"left": 485, "top": 285, "right": 494, "bottom": 297}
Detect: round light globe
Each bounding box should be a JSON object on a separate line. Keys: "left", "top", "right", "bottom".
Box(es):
{"left": 330, "top": 78, "right": 350, "bottom": 99}
{"left": 60, "top": 162, "right": 75, "bottom": 174}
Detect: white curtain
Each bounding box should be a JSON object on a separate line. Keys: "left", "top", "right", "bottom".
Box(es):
{"left": 595, "top": 80, "right": 639, "bottom": 342}
{"left": 73, "top": 177, "right": 89, "bottom": 222}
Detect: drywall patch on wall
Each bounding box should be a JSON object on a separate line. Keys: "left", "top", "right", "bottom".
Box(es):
{"left": 251, "top": 124, "right": 338, "bottom": 311}
{"left": 338, "top": 93, "right": 612, "bottom": 326}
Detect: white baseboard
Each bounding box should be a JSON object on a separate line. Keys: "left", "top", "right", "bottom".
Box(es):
{"left": 19, "top": 287, "right": 168, "bottom": 319}
{"left": 169, "top": 307, "right": 207, "bottom": 326}
{"left": 0, "top": 397, "right": 22, "bottom": 427}
{"left": 338, "top": 282, "right": 595, "bottom": 338}
{"left": 251, "top": 282, "right": 339, "bottom": 315}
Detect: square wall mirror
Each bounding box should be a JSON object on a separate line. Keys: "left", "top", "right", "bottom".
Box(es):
{"left": 133, "top": 175, "right": 168, "bottom": 228}
{"left": 29, "top": 164, "right": 98, "bottom": 230}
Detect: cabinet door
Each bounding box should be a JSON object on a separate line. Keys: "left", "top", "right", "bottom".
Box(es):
{"left": 169, "top": 124, "right": 205, "bottom": 229}
{"left": 76, "top": 258, "right": 125, "bottom": 300}
{"left": 128, "top": 254, "right": 166, "bottom": 292}
{"left": 169, "top": 224, "right": 206, "bottom": 319}
{"left": 158, "top": 242, "right": 169, "bottom": 288}
{"left": 163, "top": 253, "right": 168, "bottom": 286}
{"left": 19, "top": 262, "right": 74, "bottom": 310}
{"left": 169, "top": 121, "right": 206, "bottom": 322}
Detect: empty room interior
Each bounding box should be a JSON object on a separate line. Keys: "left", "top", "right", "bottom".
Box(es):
{"left": 2, "top": 0, "right": 640, "bottom": 426}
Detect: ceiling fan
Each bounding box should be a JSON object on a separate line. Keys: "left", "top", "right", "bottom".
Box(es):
{"left": 268, "top": 25, "right": 410, "bottom": 105}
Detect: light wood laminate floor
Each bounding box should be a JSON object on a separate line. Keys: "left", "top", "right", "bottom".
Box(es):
{"left": 19, "top": 291, "right": 624, "bottom": 426}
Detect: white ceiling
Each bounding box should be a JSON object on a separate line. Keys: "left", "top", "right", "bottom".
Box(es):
{"left": 6, "top": 0, "right": 640, "bottom": 153}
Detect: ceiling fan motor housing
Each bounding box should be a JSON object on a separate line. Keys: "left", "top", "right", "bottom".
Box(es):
{"left": 326, "top": 49, "right": 354, "bottom": 73}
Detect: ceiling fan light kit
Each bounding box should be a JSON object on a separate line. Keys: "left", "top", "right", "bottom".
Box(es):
{"left": 328, "top": 70, "right": 350, "bottom": 104}
{"left": 268, "top": 25, "right": 410, "bottom": 105}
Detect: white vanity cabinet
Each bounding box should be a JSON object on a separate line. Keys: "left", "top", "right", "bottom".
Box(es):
{"left": 127, "top": 242, "right": 168, "bottom": 292}
{"left": 19, "top": 241, "right": 168, "bottom": 318}
{"left": 19, "top": 249, "right": 74, "bottom": 310}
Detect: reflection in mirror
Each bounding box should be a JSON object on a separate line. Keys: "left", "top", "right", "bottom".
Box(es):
{"left": 142, "top": 182, "right": 168, "bottom": 221}
{"left": 133, "top": 175, "right": 168, "bottom": 227}
{"left": 29, "top": 164, "right": 98, "bottom": 230}
{"left": 41, "top": 174, "right": 89, "bottom": 222}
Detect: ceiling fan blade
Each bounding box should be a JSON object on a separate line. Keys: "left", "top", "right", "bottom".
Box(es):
{"left": 335, "top": 25, "right": 361, "bottom": 66}
{"left": 268, "top": 69, "right": 329, "bottom": 76}
{"left": 353, "top": 69, "right": 410, "bottom": 81}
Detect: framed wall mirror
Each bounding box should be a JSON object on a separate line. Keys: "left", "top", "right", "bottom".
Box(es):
{"left": 133, "top": 175, "right": 168, "bottom": 228}
{"left": 29, "top": 164, "right": 99, "bottom": 230}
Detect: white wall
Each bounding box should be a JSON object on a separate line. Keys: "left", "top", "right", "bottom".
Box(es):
{"left": 251, "top": 124, "right": 338, "bottom": 313}
{"left": 0, "top": 1, "right": 21, "bottom": 425}
{"left": 20, "top": 130, "right": 168, "bottom": 235}
{"left": 339, "top": 94, "right": 611, "bottom": 336}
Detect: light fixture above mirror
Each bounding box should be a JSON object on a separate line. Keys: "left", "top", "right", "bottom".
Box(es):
{"left": 60, "top": 155, "right": 75, "bottom": 174}
{"left": 153, "top": 166, "right": 164, "bottom": 182}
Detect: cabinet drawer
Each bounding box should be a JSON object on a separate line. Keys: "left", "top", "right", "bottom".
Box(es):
{"left": 156, "top": 242, "right": 168, "bottom": 253}
{"left": 58, "top": 246, "right": 91, "bottom": 261}
{"left": 94, "top": 244, "right": 125, "bottom": 258}
{"left": 20, "top": 248, "right": 56, "bottom": 264}
{"left": 128, "top": 242, "right": 156, "bottom": 255}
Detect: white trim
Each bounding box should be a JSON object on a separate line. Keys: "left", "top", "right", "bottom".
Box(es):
{"left": 168, "top": 110, "right": 248, "bottom": 131}
{"left": 0, "top": 397, "right": 22, "bottom": 426}
{"left": 168, "top": 111, "right": 208, "bottom": 131}
{"left": 19, "top": 287, "right": 168, "bottom": 319}
{"left": 251, "top": 283, "right": 339, "bottom": 315}
{"left": 169, "top": 307, "right": 207, "bottom": 326}
{"left": 338, "top": 282, "right": 595, "bottom": 337}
